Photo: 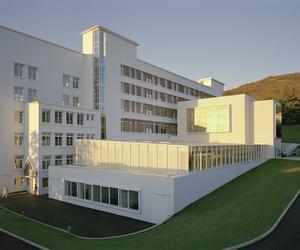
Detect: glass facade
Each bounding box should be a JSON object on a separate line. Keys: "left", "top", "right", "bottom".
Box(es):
{"left": 189, "top": 145, "right": 263, "bottom": 171}
{"left": 93, "top": 29, "right": 107, "bottom": 139}
{"left": 64, "top": 180, "right": 139, "bottom": 211}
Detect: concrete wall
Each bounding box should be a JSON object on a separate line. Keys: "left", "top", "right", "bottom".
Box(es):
{"left": 49, "top": 165, "right": 174, "bottom": 224}
{"left": 173, "top": 159, "right": 266, "bottom": 213}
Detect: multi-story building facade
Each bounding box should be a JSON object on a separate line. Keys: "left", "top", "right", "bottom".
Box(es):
{"left": 0, "top": 24, "right": 224, "bottom": 194}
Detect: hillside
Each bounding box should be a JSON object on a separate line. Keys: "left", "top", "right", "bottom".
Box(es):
{"left": 225, "top": 72, "right": 300, "bottom": 102}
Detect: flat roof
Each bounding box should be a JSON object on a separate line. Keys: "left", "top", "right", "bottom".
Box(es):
{"left": 80, "top": 24, "right": 139, "bottom": 46}
{"left": 62, "top": 164, "right": 190, "bottom": 178}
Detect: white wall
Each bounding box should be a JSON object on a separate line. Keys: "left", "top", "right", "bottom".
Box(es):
{"left": 49, "top": 165, "right": 174, "bottom": 224}
{"left": 173, "top": 159, "right": 266, "bottom": 213}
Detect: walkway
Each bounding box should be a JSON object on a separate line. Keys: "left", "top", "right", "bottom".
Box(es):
{"left": 0, "top": 231, "right": 39, "bottom": 250}
{"left": 242, "top": 194, "right": 300, "bottom": 249}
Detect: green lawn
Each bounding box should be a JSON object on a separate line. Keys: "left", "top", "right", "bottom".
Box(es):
{"left": 282, "top": 124, "right": 300, "bottom": 143}
{"left": 1, "top": 159, "right": 300, "bottom": 250}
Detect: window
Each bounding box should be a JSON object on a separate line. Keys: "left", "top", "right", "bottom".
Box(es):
{"left": 101, "top": 186, "right": 109, "bottom": 204}
{"left": 55, "top": 133, "right": 62, "bottom": 146}
{"left": 28, "top": 66, "right": 38, "bottom": 80}
{"left": 77, "top": 134, "right": 84, "bottom": 140}
{"left": 129, "top": 191, "right": 139, "bottom": 210}
{"left": 42, "top": 110, "right": 51, "bottom": 123}
{"left": 14, "top": 133, "right": 23, "bottom": 146}
{"left": 14, "top": 63, "right": 24, "bottom": 77}
{"left": 14, "top": 155, "right": 23, "bottom": 169}
{"left": 42, "top": 155, "right": 51, "bottom": 170}
{"left": 91, "top": 114, "right": 94, "bottom": 121}
{"left": 71, "top": 182, "right": 77, "bottom": 197}
{"left": 66, "top": 155, "right": 74, "bottom": 165}
{"left": 119, "top": 189, "right": 128, "bottom": 208}
{"left": 77, "top": 113, "right": 84, "bottom": 125}
{"left": 28, "top": 88, "right": 37, "bottom": 102}
{"left": 42, "top": 178, "right": 48, "bottom": 187}
{"left": 42, "top": 133, "right": 51, "bottom": 146}
{"left": 78, "top": 183, "right": 84, "bottom": 199}
{"left": 66, "top": 112, "right": 73, "bottom": 124}
{"left": 66, "top": 133, "right": 73, "bottom": 146}
{"left": 15, "top": 111, "right": 23, "bottom": 124}
{"left": 87, "top": 114, "right": 90, "bottom": 120}
{"left": 93, "top": 185, "right": 101, "bottom": 202}
{"left": 110, "top": 187, "right": 118, "bottom": 206}
{"left": 55, "top": 155, "right": 63, "bottom": 166}
{"left": 85, "top": 184, "right": 92, "bottom": 200}
{"left": 62, "top": 94, "right": 70, "bottom": 106}
{"left": 55, "top": 111, "right": 62, "bottom": 124}
{"left": 73, "top": 77, "right": 79, "bottom": 89}
{"left": 121, "top": 65, "right": 130, "bottom": 77}
{"left": 73, "top": 96, "right": 80, "bottom": 107}
{"left": 63, "top": 74, "right": 71, "bottom": 87}
{"left": 14, "top": 87, "right": 24, "bottom": 102}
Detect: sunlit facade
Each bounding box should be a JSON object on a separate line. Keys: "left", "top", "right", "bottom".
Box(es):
{"left": 0, "top": 24, "right": 224, "bottom": 194}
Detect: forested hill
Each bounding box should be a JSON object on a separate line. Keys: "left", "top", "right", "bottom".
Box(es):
{"left": 225, "top": 72, "right": 300, "bottom": 101}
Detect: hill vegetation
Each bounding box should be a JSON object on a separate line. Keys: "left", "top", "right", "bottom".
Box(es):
{"left": 225, "top": 72, "right": 300, "bottom": 124}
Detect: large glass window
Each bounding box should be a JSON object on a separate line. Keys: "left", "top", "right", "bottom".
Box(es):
{"left": 85, "top": 184, "right": 92, "bottom": 200}
{"left": 110, "top": 187, "right": 118, "bottom": 206}
{"left": 71, "top": 182, "right": 77, "bottom": 197}
{"left": 93, "top": 185, "right": 101, "bottom": 202}
{"left": 119, "top": 189, "right": 128, "bottom": 208}
{"left": 129, "top": 191, "right": 139, "bottom": 210}
{"left": 101, "top": 186, "right": 109, "bottom": 204}
{"left": 78, "top": 183, "right": 84, "bottom": 199}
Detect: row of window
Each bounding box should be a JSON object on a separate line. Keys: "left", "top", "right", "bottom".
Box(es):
{"left": 121, "top": 99, "right": 177, "bottom": 118}
{"left": 121, "top": 65, "right": 213, "bottom": 98}
{"left": 64, "top": 181, "right": 139, "bottom": 211}
{"left": 14, "top": 62, "right": 38, "bottom": 80}
{"left": 14, "top": 86, "right": 37, "bottom": 103}
{"left": 121, "top": 82, "right": 188, "bottom": 104}
{"left": 14, "top": 132, "right": 94, "bottom": 148}
{"left": 63, "top": 74, "right": 79, "bottom": 89}
{"left": 41, "top": 110, "right": 94, "bottom": 125}
{"left": 13, "top": 154, "right": 75, "bottom": 170}
{"left": 121, "top": 118, "right": 177, "bottom": 135}
{"left": 41, "top": 133, "right": 95, "bottom": 147}
{"left": 42, "top": 154, "right": 75, "bottom": 169}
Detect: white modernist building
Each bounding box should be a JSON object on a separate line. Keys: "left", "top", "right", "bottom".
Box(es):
{"left": 0, "top": 24, "right": 281, "bottom": 223}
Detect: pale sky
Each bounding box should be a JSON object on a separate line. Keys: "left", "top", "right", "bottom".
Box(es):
{"left": 0, "top": 0, "right": 299, "bottom": 89}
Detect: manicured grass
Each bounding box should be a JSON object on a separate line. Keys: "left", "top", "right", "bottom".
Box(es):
{"left": 282, "top": 124, "right": 300, "bottom": 143}
{"left": 1, "top": 159, "right": 300, "bottom": 249}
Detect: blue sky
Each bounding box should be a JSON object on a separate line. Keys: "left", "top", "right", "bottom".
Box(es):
{"left": 0, "top": 0, "right": 299, "bottom": 89}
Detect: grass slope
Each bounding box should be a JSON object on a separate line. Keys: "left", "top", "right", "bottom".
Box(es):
{"left": 1, "top": 159, "right": 300, "bottom": 250}
{"left": 282, "top": 124, "right": 300, "bottom": 144}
